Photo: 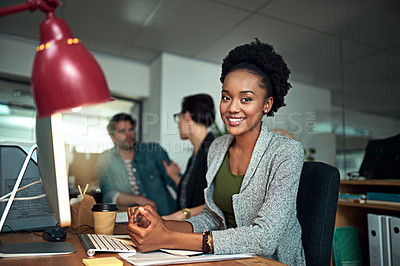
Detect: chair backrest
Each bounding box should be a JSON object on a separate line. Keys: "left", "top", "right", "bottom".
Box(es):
{"left": 297, "top": 161, "right": 340, "bottom": 266}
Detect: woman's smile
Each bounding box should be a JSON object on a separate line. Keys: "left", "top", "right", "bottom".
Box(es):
{"left": 226, "top": 116, "right": 245, "bottom": 126}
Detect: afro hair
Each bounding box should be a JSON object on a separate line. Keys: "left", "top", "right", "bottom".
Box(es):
{"left": 220, "top": 38, "right": 291, "bottom": 116}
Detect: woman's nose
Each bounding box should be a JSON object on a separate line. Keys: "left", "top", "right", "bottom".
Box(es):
{"left": 228, "top": 101, "right": 240, "bottom": 113}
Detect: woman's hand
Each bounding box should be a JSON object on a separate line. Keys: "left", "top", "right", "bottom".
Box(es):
{"left": 127, "top": 204, "right": 172, "bottom": 252}
{"left": 127, "top": 206, "right": 138, "bottom": 220}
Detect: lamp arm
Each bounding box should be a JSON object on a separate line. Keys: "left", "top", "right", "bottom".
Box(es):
{"left": 0, "top": 0, "right": 61, "bottom": 17}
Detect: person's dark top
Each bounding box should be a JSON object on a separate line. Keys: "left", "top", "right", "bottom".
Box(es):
{"left": 177, "top": 132, "right": 215, "bottom": 209}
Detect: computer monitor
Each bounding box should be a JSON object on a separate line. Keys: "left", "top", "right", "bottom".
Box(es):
{"left": 0, "top": 113, "right": 76, "bottom": 257}
{"left": 36, "top": 113, "right": 71, "bottom": 227}
{"left": 0, "top": 145, "right": 58, "bottom": 232}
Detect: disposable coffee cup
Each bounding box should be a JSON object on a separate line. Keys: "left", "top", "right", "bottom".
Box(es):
{"left": 92, "top": 203, "right": 118, "bottom": 235}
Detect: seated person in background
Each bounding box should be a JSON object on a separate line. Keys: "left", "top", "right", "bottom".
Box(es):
{"left": 162, "top": 94, "right": 215, "bottom": 220}
{"left": 96, "top": 113, "right": 177, "bottom": 216}
{"left": 127, "top": 39, "right": 306, "bottom": 266}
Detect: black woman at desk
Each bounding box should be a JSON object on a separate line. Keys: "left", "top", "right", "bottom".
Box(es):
{"left": 127, "top": 39, "right": 306, "bottom": 266}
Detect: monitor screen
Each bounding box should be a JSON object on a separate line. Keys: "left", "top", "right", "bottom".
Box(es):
{"left": 36, "top": 113, "right": 71, "bottom": 227}
{"left": 0, "top": 145, "right": 58, "bottom": 232}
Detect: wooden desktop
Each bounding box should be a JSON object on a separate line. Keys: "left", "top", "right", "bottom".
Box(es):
{"left": 0, "top": 223, "right": 285, "bottom": 266}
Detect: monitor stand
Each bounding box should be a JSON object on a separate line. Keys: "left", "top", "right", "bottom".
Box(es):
{"left": 0, "top": 240, "right": 76, "bottom": 258}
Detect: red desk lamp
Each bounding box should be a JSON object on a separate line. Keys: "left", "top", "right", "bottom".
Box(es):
{"left": 0, "top": 0, "right": 112, "bottom": 117}
{"left": 0, "top": 0, "right": 112, "bottom": 257}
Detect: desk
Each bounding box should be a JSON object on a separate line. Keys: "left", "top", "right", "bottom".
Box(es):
{"left": 0, "top": 223, "right": 285, "bottom": 266}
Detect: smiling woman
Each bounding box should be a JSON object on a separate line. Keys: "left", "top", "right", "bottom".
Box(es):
{"left": 126, "top": 39, "right": 306, "bottom": 266}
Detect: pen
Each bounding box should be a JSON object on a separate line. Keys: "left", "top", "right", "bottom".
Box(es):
{"left": 134, "top": 215, "right": 142, "bottom": 223}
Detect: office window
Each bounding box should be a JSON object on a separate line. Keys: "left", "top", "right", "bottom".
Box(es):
{"left": 0, "top": 76, "right": 35, "bottom": 144}
{"left": 0, "top": 74, "right": 142, "bottom": 163}
{"left": 62, "top": 97, "right": 142, "bottom": 154}
{"left": 63, "top": 97, "right": 142, "bottom": 192}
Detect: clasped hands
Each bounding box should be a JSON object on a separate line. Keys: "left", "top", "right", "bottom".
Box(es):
{"left": 127, "top": 204, "right": 172, "bottom": 252}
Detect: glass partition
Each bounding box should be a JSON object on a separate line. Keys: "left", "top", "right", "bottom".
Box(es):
{"left": 337, "top": 37, "right": 400, "bottom": 180}
{"left": 0, "top": 75, "right": 143, "bottom": 196}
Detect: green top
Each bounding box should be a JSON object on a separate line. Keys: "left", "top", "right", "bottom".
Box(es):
{"left": 214, "top": 152, "right": 245, "bottom": 228}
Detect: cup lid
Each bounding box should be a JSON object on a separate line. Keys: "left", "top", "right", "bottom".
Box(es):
{"left": 92, "top": 203, "right": 118, "bottom": 212}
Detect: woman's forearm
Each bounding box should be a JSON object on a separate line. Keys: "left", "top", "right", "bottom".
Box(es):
{"left": 165, "top": 220, "right": 193, "bottom": 233}
{"left": 166, "top": 231, "right": 203, "bottom": 251}
{"left": 168, "top": 173, "right": 181, "bottom": 186}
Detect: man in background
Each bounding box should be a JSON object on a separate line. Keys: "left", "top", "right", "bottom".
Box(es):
{"left": 96, "top": 113, "right": 177, "bottom": 216}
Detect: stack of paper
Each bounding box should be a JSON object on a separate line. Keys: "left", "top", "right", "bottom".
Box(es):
{"left": 119, "top": 251, "right": 254, "bottom": 266}
{"left": 338, "top": 193, "right": 366, "bottom": 204}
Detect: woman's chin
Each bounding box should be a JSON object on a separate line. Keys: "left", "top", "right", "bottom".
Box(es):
{"left": 226, "top": 125, "right": 246, "bottom": 136}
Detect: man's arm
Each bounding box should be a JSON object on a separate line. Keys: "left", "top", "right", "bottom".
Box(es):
{"left": 162, "top": 204, "right": 205, "bottom": 220}
{"left": 117, "top": 193, "right": 157, "bottom": 211}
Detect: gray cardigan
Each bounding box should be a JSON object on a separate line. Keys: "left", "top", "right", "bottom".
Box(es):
{"left": 188, "top": 122, "right": 306, "bottom": 266}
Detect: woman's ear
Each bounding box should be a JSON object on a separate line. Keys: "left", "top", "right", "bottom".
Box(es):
{"left": 263, "top": 97, "right": 273, "bottom": 114}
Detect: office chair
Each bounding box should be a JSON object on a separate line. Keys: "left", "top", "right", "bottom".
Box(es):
{"left": 297, "top": 161, "right": 340, "bottom": 266}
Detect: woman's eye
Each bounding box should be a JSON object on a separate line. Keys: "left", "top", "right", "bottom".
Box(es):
{"left": 241, "top": 97, "right": 252, "bottom": 102}
{"left": 222, "top": 95, "right": 230, "bottom": 101}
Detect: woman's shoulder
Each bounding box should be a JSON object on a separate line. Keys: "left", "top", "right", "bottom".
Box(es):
{"left": 269, "top": 131, "right": 303, "bottom": 156}
{"left": 206, "top": 134, "right": 232, "bottom": 159}
{"left": 209, "top": 134, "right": 232, "bottom": 149}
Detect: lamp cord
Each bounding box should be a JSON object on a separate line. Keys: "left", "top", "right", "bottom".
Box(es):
{"left": 0, "top": 180, "right": 44, "bottom": 201}
{"left": 0, "top": 194, "right": 46, "bottom": 202}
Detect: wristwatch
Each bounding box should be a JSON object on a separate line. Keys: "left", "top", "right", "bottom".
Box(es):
{"left": 182, "top": 208, "right": 191, "bottom": 219}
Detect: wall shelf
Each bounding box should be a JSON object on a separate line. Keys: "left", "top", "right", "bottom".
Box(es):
{"left": 338, "top": 201, "right": 400, "bottom": 212}
{"left": 340, "top": 179, "right": 400, "bottom": 186}
{"left": 335, "top": 179, "right": 400, "bottom": 265}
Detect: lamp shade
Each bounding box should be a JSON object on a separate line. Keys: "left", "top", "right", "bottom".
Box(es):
{"left": 32, "top": 15, "right": 112, "bottom": 118}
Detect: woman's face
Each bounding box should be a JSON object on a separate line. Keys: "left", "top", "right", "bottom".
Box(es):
{"left": 178, "top": 112, "right": 190, "bottom": 140}
{"left": 220, "top": 69, "right": 272, "bottom": 137}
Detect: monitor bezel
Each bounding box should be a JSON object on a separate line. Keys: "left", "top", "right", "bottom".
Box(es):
{"left": 36, "top": 113, "right": 71, "bottom": 227}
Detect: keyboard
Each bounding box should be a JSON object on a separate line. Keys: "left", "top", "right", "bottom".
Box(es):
{"left": 79, "top": 234, "right": 137, "bottom": 256}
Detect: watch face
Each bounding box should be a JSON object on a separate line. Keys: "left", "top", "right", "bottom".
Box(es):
{"left": 182, "top": 208, "right": 190, "bottom": 218}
